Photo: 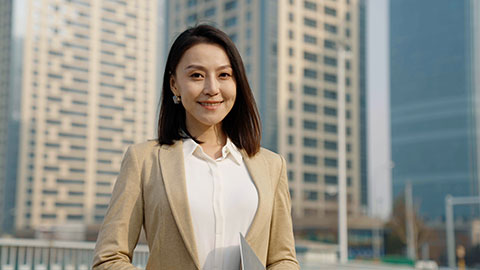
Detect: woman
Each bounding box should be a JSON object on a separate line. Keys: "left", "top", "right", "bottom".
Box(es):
{"left": 92, "top": 24, "right": 299, "bottom": 270}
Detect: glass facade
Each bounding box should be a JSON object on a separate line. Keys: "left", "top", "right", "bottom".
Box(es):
{"left": 390, "top": 0, "right": 479, "bottom": 220}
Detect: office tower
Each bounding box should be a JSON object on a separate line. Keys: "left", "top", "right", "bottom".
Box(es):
{"left": 0, "top": 0, "right": 159, "bottom": 236}
{"left": 0, "top": 0, "right": 13, "bottom": 235}
{"left": 165, "top": 0, "right": 367, "bottom": 228}
{"left": 390, "top": 0, "right": 480, "bottom": 220}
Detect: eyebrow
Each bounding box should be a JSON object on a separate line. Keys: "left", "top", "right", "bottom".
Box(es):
{"left": 184, "top": 64, "right": 232, "bottom": 71}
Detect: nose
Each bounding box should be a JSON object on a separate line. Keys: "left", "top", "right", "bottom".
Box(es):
{"left": 203, "top": 75, "right": 220, "bottom": 96}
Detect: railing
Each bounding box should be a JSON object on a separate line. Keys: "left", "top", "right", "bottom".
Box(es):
{"left": 0, "top": 238, "right": 148, "bottom": 270}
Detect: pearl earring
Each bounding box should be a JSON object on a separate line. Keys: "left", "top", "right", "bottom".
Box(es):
{"left": 172, "top": 95, "right": 181, "bottom": 104}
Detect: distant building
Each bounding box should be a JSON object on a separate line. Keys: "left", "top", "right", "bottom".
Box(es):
{"left": 165, "top": 0, "right": 368, "bottom": 230}
{"left": 0, "top": 0, "right": 159, "bottom": 236}
{"left": 390, "top": 0, "right": 480, "bottom": 221}
{"left": 0, "top": 0, "right": 13, "bottom": 235}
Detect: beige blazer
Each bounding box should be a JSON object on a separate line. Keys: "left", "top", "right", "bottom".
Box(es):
{"left": 92, "top": 140, "right": 299, "bottom": 270}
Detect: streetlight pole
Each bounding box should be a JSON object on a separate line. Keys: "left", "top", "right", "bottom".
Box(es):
{"left": 337, "top": 43, "right": 349, "bottom": 264}
{"left": 445, "top": 195, "right": 480, "bottom": 269}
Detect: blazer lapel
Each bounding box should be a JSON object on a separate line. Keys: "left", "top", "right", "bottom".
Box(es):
{"left": 159, "top": 141, "right": 200, "bottom": 269}
{"left": 242, "top": 151, "right": 271, "bottom": 243}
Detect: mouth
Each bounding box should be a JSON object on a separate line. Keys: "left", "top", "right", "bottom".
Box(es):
{"left": 198, "top": 101, "right": 223, "bottom": 107}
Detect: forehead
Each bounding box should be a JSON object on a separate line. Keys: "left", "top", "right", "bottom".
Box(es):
{"left": 177, "top": 43, "right": 231, "bottom": 68}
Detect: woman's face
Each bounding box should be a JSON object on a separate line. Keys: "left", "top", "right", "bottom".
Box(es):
{"left": 170, "top": 43, "right": 236, "bottom": 133}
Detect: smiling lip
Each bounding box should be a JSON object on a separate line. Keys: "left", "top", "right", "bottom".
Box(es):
{"left": 198, "top": 101, "right": 223, "bottom": 110}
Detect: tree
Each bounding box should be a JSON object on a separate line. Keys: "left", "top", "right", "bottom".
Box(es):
{"left": 385, "top": 195, "right": 432, "bottom": 258}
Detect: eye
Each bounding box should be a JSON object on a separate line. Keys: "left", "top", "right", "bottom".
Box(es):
{"left": 190, "top": 72, "right": 204, "bottom": 79}
{"left": 219, "top": 72, "right": 232, "bottom": 78}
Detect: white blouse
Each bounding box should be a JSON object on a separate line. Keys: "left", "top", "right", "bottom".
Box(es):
{"left": 182, "top": 138, "right": 259, "bottom": 270}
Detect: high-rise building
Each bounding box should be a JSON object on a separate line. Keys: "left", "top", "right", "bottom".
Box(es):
{"left": 0, "top": 0, "right": 159, "bottom": 236}
{"left": 0, "top": 0, "right": 13, "bottom": 235}
{"left": 165, "top": 0, "right": 368, "bottom": 232}
{"left": 390, "top": 0, "right": 480, "bottom": 220}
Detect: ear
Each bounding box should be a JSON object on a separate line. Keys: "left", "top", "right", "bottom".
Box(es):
{"left": 170, "top": 75, "right": 179, "bottom": 96}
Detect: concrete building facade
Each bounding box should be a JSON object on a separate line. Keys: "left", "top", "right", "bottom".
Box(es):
{"left": 1, "top": 0, "right": 159, "bottom": 236}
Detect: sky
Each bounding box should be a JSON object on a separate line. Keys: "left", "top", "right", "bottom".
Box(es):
{"left": 366, "top": 0, "right": 391, "bottom": 220}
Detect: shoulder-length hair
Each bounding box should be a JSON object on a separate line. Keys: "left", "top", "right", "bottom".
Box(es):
{"left": 158, "top": 24, "right": 261, "bottom": 157}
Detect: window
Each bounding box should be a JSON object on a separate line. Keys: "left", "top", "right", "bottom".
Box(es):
{"left": 204, "top": 7, "right": 216, "bottom": 17}
{"left": 246, "top": 28, "right": 252, "bottom": 39}
{"left": 187, "top": 0, "right": 197, "bottom": 7}
{"left": 304, "top": 1, "right": 317, "bottom": 10}
{"left": 324, "top": 56, "right": 337, "bottom": 66}
{"left": 304, "top": 85, "right": 317, "bottom": 95}
{"left": 324, "top": 39, "right": 336, "bottom": 49}
{"left": 324, "top": 140, "right": 337, "bottom": 150}
{"left": 304, "top": 17, "right": 317, "bottom": 28}
{"left": 288, "top": 30, "right": 294, "bottom": 39}
{"left": 303, "top": 103, "right": 317, "bottom": 113}
{"left": 303, "top": 137, "right": 317, "bottom": 147}
{"left": 324, "top": 90, "right": 337, "bottom": 99}
{"left": 225, "top": 1, "right": 237, "bottom": 10}
{"left": 304, "top": 51, "right": 317, "bottom": 62}
{"left": 288, "top": 47, "right": 294, "bottom": 56}
{"left": 304, "top": 68, "right": 317, "bottom": 79}
{"left": 289, "top": 82, "right": 295, "bottom": 92}
{"left": 304, "top": 190, "right": 318, "bottom": 201}
{"left": 288, "top": 135, "right": 294, "bottom": 145}
{"left": 288, "top": 153, "right": 295, "bottom": 163}
{"left": 304, "top": 173, "right": 317, "bottom": 183}
{"left": 324, "top": 23, "right": 337, "bottom": 34}
{"left": 303, "top": 120, "right": 317, "bottom": 130}
{"left": 288, "top": 99, "right": 295, "bottom": 109}
{"left": 289, "top": 65, "right": 294, "bottom": 74}
{"left": 224, "top": 17, "right": 237, "bottom": 27}
{"left": 324, "top": 73, "right": 337, "bottom": 83}
{"left": 304, "top": 34, "right": 317, "bottom": 44}
{"left": 324, "top": 106, "right": 337, "bottom": 116}
{"left": 187, "top": 14, "right": 197, "bottom": 24}
{"left": 289, "top": 13, "right": 294, "bottom": 22}
{"left": 324, "top": 6, "right": 337, "bottom": 16}
{"left": 325, "top": 193, "right": 338, "bottom": 201}
{"left": 325, "top": 158, "right": 338, "bottom": 167}
{"left": 346, "top": 28, "right": 351, "bottom": 37}
{"left": 325, "top": 175, "right": 337, "bottom": 184}
{"left": 288, "top": 170, "right": 294, "bottom": 181}
{"left": 288, "top": 117, "right": 294, "bottom": 127}
{"left": 304, "top": 155, "right": 318, "bottom": 165}
{"left": 324, "top": 124, "right": 337, "bottom": 133}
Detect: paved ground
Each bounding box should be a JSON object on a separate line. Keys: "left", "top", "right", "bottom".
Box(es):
{"left": 299, "top": 262, "right": 416, "bottom": 270}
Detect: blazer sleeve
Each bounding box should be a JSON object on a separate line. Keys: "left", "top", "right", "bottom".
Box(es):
{"left": 92, "top": 146, "right": 144, "bottom": 270}
{"left": 266, "top": 155, "right": 300, "bottom": 270}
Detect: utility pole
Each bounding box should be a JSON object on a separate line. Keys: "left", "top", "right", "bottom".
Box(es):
{"left": 405, "top": 182, "right": 416, "bottom": 261}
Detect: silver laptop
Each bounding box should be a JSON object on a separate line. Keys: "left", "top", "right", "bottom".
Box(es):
{"left": 239, "top": 233, "right": 265, "bottom": 270}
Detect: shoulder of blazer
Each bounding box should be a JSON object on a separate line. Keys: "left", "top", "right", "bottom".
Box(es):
{"left": 126, "top": 140, "right": 161, "bottom": 155}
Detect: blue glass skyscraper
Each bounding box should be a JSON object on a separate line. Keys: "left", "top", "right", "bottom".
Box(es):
{"left": 390, "top": 0, "right": 480, "bottom": 220}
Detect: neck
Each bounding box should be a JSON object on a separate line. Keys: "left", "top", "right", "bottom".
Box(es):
{"left": 186, "top": 122, "right": 227, "bottom": 159}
